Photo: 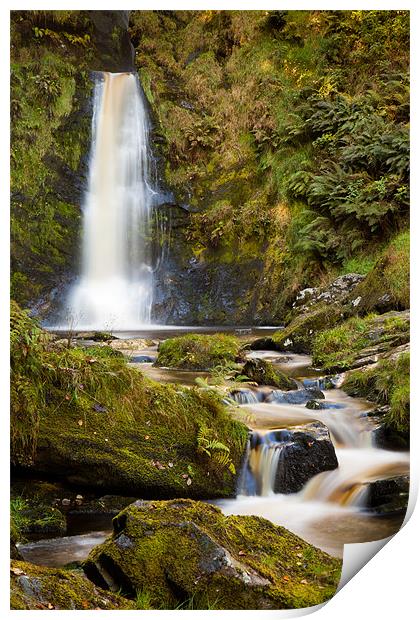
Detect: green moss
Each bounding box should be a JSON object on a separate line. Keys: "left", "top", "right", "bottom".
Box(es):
{"left": 349, "top": 231, "right": 409, "bottom": 313}
{"left": 271, "top": 304, "right": 344, "bottom": 354}
{"left": 312, "top": 311, "right": 409, "bottom": 371}
{"left": 241, "top": 358, "right": 297, "bottom": 390}
{"left": 156, "top": 333, "right": 241, "bottom": 370}
{"left": 11, "top": 304, "right": 247, "bottom": 498}
{"left": 10, "top": 560, "right": 134, "bottom": 610}
{"left": 84, "top": 499, "right": 341, "bottom": 609}
{"left": 343, "top": 352, "right": 410, "bottom": 434}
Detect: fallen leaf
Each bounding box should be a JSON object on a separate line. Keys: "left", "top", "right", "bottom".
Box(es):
{"left": 186, "top": 477, "right": 192, "bottom": 486}
{"left": 238, "top": 550, "right": 246, "bottom": 556}
{"left": 11, "top": 567, "right": 25, "bottom": 576}
{"left": 65, "top": 394, "right": 71, "bottom": 401}
{"left": 144, "top": 435, "right": 150, "bottom": 440}
{"left": 47, "top": 603, "right": 54, "bottom": 609}
{"left": 300, "top": 579, "right": 308, "bottom": 585}
{"left": 181, "top": 474, "right": 188, "bottom": 479}
{"left": 77, "top": 419, "right": 83, "bottom": 426}
{"left": 283, "top": 575, "right": 290, "bottom": 581}
{"left": 168, "top": 462, "right": 174, "bottom": 468}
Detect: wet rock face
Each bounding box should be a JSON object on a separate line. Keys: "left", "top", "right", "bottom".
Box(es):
{"left": 83, "top": 499, "right": 341, "bottom": 610}
{"left": 365, "top": 475, "right": 409, "bottom": 515}
{"left": 88, "top": 11, "right": 135, "bottom": 72}
{"left": 273, "top": 423, "right": 338, "bottom": 494}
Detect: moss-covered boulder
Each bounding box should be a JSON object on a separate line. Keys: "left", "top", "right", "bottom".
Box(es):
{"left": 348, "top": 232, "right": 409, "bottom": 314}
{"left": 155, "top": 333, "right": 240, "bottom": 370}
{"left": 11, "top": 304, "right": 247, "bottom": 499}
{"left": 241, "top": 359, "right": 298, "bottom": 390}
{"left": 343, "top": 351, "right": 410, "bottom": 440}
{"left": 10, "top": 560, "right": 134, "bottom": 610}
{"left": 84, "top": 499, "right": 341, "bottom": 610}
{"left": 312, "top": 311, "right": 410, "bottom": 372}
{"left": 251, "top": 305, "right": 344, "bottom": 354}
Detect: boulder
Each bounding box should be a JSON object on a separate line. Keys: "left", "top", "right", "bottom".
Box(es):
{"left": 272, "top": 423, "right": 338, "bottom": 493}
{"left": 10, "top": 560, "right": 133, "bottom": 610}
{"left": 252, "top": 304, "right": 345, "bottom": 354}
{"left": 241, "top": 359, "right": 298, "bottom": 390}
{"left": 292, "top": 274, "right": 365, "bottom": 313}
{"left": 364, "top": 475, "right": 409, "bottom": 515}
{"left": 83, "top": 499, "right": 341, "bottom": 610}
{"left": 266, "top": 388, "right": 325, "bottom": 405}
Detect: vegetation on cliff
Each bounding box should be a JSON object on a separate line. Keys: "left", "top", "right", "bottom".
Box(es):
{"left": 130, "top": 9, "right": 409, "bottom": 319}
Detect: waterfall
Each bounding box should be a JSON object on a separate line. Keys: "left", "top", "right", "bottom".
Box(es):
{"left": 67, "top": 71, "right": 156, "bottom": 330}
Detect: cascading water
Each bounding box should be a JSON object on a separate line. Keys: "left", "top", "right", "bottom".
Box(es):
{"left": 67, "top": 71, "right": 157, "bottom": 330}
{"left": 216, "top": 353, "right": 409, "bottom": 557}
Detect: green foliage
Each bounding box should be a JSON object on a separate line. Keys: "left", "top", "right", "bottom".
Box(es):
{"left": 343, "top": 352, "right": 409, "bottom": 434}
{"left": 10, "top": 11, "right": 93, "bottom": 305}
{"left": 156, "top": 333, "right": 240, "bottom": 370}
{"left": 350, "top": 230, "right": 409, "bottom": 312}
{"left": 10, "top": 497, "right": 30, "bottom": 544}
{"left": 312, "top": 312, "right": 409, "bottom": 371}
{"left": 197, "top": 425, "right": 236, "bottom": 474}
{"left": 128, "top": 10, "right": 408, "bottom": 319}
{"left": 10, "top": 304, "right": 247, "bottom": 495}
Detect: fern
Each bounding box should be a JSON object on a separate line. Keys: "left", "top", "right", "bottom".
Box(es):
{"left": 196, "top": 425, "right": 236, "bottom": 475}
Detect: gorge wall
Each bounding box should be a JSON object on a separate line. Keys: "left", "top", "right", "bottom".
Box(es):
{"left": 11, "top": 10, "right": 409, "bottom": 324}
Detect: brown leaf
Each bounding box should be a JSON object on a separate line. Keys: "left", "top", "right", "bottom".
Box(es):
{"left": 144, "top": 435, "right": 150, "bottom": 440}
{"left": 47, "top": 603, "right": 54, "bottom": 609}
{"left": 11, "top": 567, "right": 25, "bottom": 576}
{"left": 300, "top": 579, "right": 308, "bottom": 585}
{"left": 181, "top": 474, "right": 189, "bottom": 479}
{"left": 283, "top": 575, "right": 291, "bottom": 581}
{"left": 238, "top": 550, "right": 246, "bottom": 556}
{"left": 186, "top": 477, "right": 192, "bottom": 486}
{"left": 77, "top": 419, "right": 83, "bottom": 426}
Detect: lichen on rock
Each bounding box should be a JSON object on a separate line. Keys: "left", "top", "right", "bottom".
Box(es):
{"left": 83, "top": 498, "right": 342, "bottom": 609}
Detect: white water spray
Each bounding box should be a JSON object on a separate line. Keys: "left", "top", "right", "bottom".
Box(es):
{"left": 68, "top": 71, "right": 156, "bottom": 330}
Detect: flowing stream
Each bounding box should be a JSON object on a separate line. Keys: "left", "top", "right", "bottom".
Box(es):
{"left": 18, "top": 342, "right": 408, "bottom": 566}
{"left": 67, "top": 72, "right": 156, "bottom": 330}
{"left": 217, "top": 353, "right": 409, "bottom": 557}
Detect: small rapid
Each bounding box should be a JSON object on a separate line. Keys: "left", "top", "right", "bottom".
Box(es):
{"left": 217, "top": 351, "right": 409, "bottom": 557}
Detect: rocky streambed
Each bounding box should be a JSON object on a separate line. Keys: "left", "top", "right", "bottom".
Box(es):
{"left": 11, "top": 320, "right": 409, "bottom": 610}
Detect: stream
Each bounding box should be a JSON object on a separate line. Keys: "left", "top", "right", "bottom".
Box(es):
{"left": 18, "top": 335, "right": 409, "bottom": 566}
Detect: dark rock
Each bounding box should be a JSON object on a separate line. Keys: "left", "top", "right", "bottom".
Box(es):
{"left": 241, "top": 359, "right": 298, "bottom": 390}
{"left": 130, "top": 355, "right": 155, "bottom": 363}
{"left": 365, "top": 475, "right": 409, "bottom": 515}
{"left": 83, "top": 499, "right": 341, "bottom": 609}
{"left": 273, "top": 423, "right": 338, "bottom": 493}
{"left": 266, "top": 388, "right": 325, "bottom": 405}
{"left": 306, "top": 400, "right": 344, "bottom": 410}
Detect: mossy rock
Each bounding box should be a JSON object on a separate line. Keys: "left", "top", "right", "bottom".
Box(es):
{"left": 10, "top": 560, "right": 134, "bottom": 610}
{"left": 155, "top": 333, "right": 241, "bottom": 370}
{"left": 11, "top": 305, "right": 248, "bottom": 499}
{"left": 343, "top": 350, "right": 410, "bottom": 437}
{"left": 251, "top": 305, "right": 344, "bottom": 354}
{"left": 312, "top": 311, "right": 410, "bottom": 372}
{"left": 84, "top": 499, "right": 341, "bottom": 610}
{"left": 241, "top": 359, "right": 298, "bottom": 390}
{"left": 348, "top": 232, "right": 409, "bottom": 314}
